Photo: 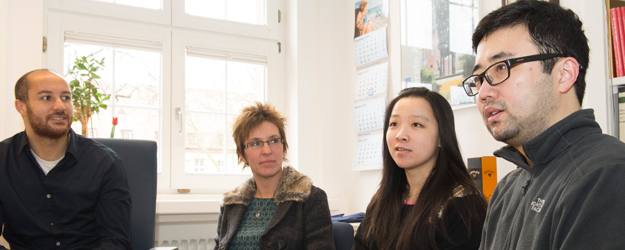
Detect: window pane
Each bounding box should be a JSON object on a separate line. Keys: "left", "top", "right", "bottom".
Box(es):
{"left": 226, "top": 61, "right": 265, "bottom": 113}
{"left": 400, "top": 0, "right": 478, "bottom": 107}
{"left": 227, "top": 114, "right": 247, "bottom": 172}
{"left": 114, "top": 48, "right": 161, "bottom": 107}
{"left": 184, "top": 56, "right": 265, "bottom": 175}
{"left": 186, "top": 56, "right": 226, "bottom": 112}
{"left": 226, "top": 0, "right": 263, "bottom": 25}
{"left": 92, "top": 0, "right": 162, "bottom": 10}
{"left": 185, "top": 113, "right": 224, "bottom": 173}
{"left": 185, "top": 0, "right": 265, "bottom": 25}
{"left": 65, "top": 42, "right": 162, "bottom": 172}
{"left": 186, "top": 0, "right": 226, "bottom": 20}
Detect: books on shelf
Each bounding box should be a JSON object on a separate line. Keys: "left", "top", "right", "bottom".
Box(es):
{"left": 612, "top": 7, "right": 623, "bottom": 77}
{"left": 468, "top": 157, "right": 497, "bottom": 203}
{"left": 611, "top": 7, "right": 625, "bottom": 77}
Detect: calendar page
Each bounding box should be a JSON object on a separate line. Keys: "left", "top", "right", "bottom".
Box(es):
{"left": 355, "top": 26, "right": 388, "bottom": 66}
{"left": 355, "top": 62, "right": 388, "bottom": 100}
{"left": 353, "top": 130, "right": 384, "bottom": 170}
{"left": 354, "top": 97, "right": 386, "bottom": 133}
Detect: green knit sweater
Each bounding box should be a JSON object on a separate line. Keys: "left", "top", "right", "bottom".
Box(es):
{"left": 230, "top": 197, "right": 277, "bottom": 250}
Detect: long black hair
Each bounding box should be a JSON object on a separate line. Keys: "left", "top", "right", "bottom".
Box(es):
{"left": 363, "top": 87, "right": 487, "bottom": 250}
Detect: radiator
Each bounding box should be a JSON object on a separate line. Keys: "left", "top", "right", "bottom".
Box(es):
{"left": 155, "top": 238, "right": 216, "bottom": 250}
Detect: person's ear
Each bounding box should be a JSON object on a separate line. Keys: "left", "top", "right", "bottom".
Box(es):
{"left": 239, "top": 153, "right": 247, "bottom": 165}
{"left": 15, "top": 99, "right": 27, "bottom": 116}
{"left": 556, "top": 57, "right": 579, "bottom": 94}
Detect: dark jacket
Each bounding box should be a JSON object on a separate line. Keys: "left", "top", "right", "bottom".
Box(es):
{"left": 479, "top": 109, "right": 625, "bottom": 250}
{"left": 214, "top": 166, "right": 335, "bottom": 250}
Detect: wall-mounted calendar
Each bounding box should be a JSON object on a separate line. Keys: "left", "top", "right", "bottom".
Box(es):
{"left": 353, "top": 131, "right": 384, "bottom": 171}
{"left": 354, "top": 97, "right": 386, "bottom": 133}
{"left": 355, "top": 26, "right": 388, "bottom": 66}
{"left": 353, "top": 0, "right": 389, "bottom": 171}
{"left": 355, "top": 62, "right": 388, "bottom": 100}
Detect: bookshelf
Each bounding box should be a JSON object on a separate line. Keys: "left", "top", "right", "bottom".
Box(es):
{"left": 606, "top": 0, "right": 625, "bottom": 141}
{"left": 607, "top": 0, "right": 625, "bottom": 82}
{"left": 614, "top": 76, "right": 625, "bottom": 86}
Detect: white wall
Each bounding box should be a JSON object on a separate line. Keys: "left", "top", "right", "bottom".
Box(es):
{"left": 1, "top": 0, "right": 8, "bottom": 141}
{"left": 284, "top": 0, "right": 354, "bottom": 214}
{"left": 1, "top": 0, "right": 43, "bottom": 139}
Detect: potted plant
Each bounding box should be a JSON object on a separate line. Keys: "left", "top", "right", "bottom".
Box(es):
{"left": 67, "top": 55, "right": 109, "bottom": 137}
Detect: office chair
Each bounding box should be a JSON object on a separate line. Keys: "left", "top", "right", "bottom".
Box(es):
{"left": 95, "top": 138, "right": 158, "bottom": 250}
{"left": 333, "top": 221, "right": 354, "bottom": 250}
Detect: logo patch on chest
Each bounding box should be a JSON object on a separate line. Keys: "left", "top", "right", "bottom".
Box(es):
{"left": 530, "top": 198, "right": 545, "bottom": 213}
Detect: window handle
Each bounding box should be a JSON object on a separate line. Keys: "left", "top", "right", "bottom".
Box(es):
{"left": 175, "top": 107, "right": 182, "bottom": 135}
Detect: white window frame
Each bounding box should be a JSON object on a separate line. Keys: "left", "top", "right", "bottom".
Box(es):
{"left": 47, "top": 0, "right": 171, "bottom": 25}
{"left": 171, "top": 29, "right": 278, "bottom": 191}
{"left": 44, "top": 0, "right": 285, "bottom": 193}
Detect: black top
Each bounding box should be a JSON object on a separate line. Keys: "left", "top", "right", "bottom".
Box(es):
{"left": 0, "top": 129, "right": 132, "bottom": 250}
{"left": 353, "top": 196, "right": 484, "bottom": 250}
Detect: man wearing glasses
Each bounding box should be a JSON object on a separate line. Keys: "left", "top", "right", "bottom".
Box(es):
{"left": 466, "top": 1, "right": 625, "bottom": 250}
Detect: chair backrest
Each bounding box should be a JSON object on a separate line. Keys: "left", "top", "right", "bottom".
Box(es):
{"left": 332, "top": 222, "right": 354, "bottom": 250}
{"left": 94, "top": 138, "right": 157, "bottom": 250}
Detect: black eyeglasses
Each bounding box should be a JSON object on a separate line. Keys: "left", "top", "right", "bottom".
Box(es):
{"left": 462, "top": 53, "right": 566, "bottom": 96}
{"left": 243, "top": 138, "right": 284, "bottom": 150}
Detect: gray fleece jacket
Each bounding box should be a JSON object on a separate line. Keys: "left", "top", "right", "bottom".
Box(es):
{"left": 479, "top": 109, "right": 625, "bottom": 250}
{"left": 214, "top": 166, "right": 335, "bottom": 250}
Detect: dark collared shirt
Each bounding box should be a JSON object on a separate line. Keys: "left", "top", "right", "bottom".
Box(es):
{"left": 0, "top": 129, "right": 131, "bottom": 250}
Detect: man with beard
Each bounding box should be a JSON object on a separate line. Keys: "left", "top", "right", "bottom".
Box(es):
{"left": 463, "top": 1, "right": 625, "bottom": 249}
{"left": 0, "top": 69, "right": 131, "bottom": 249}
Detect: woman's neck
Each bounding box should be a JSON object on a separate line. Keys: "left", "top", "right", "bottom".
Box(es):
{"left": 404, "top": 166, "right": 433, "bottom": 203}
{"left": 254, "top": 172, "right": 282, "bottom": 199}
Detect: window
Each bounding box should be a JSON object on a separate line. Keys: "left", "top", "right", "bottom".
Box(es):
{"left": 64, "top": 41, "right": 162, "bottom": 146}
{"left": 46, "top": 0, "right": 282, "bottom": 192}
{"left": 400, "top": 0, "right": 479, "bottom": 106}
{"left": 185, "top": 0, "right": 266, "bottom": 25}
{"left": 91, "top": 0, "right": 162, "bottom": 10}
{"left": 122, "top": 130, "right": 133, "bottom": 139}
{"left": 184, "top": 54, "right": 266, "bottom": 174}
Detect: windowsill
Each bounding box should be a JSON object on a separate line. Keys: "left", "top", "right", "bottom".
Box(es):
{"left": 156, "top": 194, "right": 340, "bottom": 215}
{"left": 156, "top": 194, "right": 223, "bottom": 214}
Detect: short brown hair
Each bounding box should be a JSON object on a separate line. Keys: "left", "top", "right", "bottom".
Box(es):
{"left": 232, "top": 102, "right": 288, "bottom": 166}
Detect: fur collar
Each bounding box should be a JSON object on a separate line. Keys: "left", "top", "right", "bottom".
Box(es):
{"left": 222, "top": 166, "right": 312, "bottom": 206}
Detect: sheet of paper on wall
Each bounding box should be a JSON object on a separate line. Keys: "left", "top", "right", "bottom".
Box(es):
{"left": 355, "top": 62, "right": 388, "bottom": 101}
{"left": 354, "top": 97, "right": 386, "bottom": 133}
{"left": 355, "top": 26, "right": 388, "bottom": 66}
{"left": 353, "top": 130, "right": 383, "bottom": 171}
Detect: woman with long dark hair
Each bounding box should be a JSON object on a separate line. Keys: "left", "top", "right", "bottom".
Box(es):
{"left": 353, "top": 87, "right": 487, "bottom": 250}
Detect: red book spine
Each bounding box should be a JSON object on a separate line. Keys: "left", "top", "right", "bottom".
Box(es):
{"left": 611, "top": 8, "right": 624, "bottom": 77}
{"left": 619, "top": 7, "right": 625, "bottom": 77}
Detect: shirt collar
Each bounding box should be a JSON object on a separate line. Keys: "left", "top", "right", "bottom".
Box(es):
{"left": 17, "top": 129, "right": 78, "bottom": 159}
{"left": 495, "top": 109, "right": 601, "bottom": 173}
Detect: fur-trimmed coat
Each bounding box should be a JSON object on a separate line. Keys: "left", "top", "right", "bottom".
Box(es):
{"left": 214, "top": 166, "right": 335, "bottom": 250}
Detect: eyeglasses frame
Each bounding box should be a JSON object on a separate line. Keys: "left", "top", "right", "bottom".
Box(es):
{"left": 462, "top": 53, "right": 567, "bottom": 96}
{"left": 243, "top": 138, "right": 284, "bottom": 150}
